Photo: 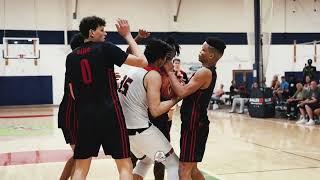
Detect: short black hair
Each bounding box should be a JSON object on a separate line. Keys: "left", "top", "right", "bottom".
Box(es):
{"left": 173, "top": 58, "right": 180, "bottom": 63}
{"left": 70, "top": 33, "right": 84, "bottom": 50}
{"left": 79, "top": 16, "right": 106, "bottom": 38}
{"left": 206, "top": 37, "right": 226, "bottom": 55}
{"left": 165, "top": 36, "right": 180, "bottom": 56}
{"left": 144, "top": 39, "right": 174, "bottom": 64}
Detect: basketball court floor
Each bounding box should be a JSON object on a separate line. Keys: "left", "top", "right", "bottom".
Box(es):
{"left": 0, "top": 106, "right": 319, "bottom": 180}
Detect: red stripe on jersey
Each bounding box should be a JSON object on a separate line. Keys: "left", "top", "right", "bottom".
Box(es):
{"left": 181, "top": 130, "right": 187, "bottom": 161}
{"left": 65, "top": 93, "right": 72, "bottom": 129}
{"left": 189, "top": 91, "right": 202, "bottom": 161}
{"left": 188, "top": 101, "right": 196, "bottom": 160}
{"left": 111, "top": 72, "right": 129, "bottom": 157}
{"left": 107, "top": 69, "right": 128, "bottom": 158}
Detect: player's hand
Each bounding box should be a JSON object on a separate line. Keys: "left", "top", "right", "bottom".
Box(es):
{"left": 164, "top": 61, "right": 174, "bottom": 73}
{"left": 116, "top": 18, "right": 132, "bottom": 39}
{"left": 137, "top": 29, "right": 150, "bottom": 39}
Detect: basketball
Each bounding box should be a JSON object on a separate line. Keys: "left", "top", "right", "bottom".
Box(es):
{"left": 160, "top": 74, "right": 176, "bottom": 100}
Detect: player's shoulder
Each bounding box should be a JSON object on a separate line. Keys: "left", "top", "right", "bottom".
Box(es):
{"left": 145, "top": 69, "right": 162, "bottom": 82}
{"left": 66, "top": 51, "right": 76, "bottom": 60}
{"left": 196, "top": 67, "right": 212, "bottom": 76}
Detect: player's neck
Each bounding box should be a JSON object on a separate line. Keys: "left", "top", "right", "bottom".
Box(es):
{"left": 203, "top": 61, "right": 216, "bottom": 68}
{"left": 84, "top": 38, "right": 96, "bottom": 43}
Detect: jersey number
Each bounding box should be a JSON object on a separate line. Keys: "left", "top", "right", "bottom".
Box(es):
{"left": 118, "top": 75, "right": 133, "bottom": 96}
{"left": 80, "top": 59, "right": 93, "bottom": 85}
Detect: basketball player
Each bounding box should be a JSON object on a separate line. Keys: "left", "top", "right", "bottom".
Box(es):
{"left": 65, "top": 16, "right": 148, "bottom": 180}
{"left": 149, "top": 37, "right": 181, "bottom": 180}
{"left": 164, "top": 37, "right": 226, "bottom": 180}
{"left": 126, "top": 33, "right": 180, "bottom": 180}
{"left": 58, "top": 33, "right": 84, "bottom": 180}
{"left": 118, "top": 39, "right": 180, "bottom": 180}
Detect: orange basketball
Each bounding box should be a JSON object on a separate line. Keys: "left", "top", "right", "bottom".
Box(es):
{"left": 161, "top": 74, "right": 176, "bottom": 100}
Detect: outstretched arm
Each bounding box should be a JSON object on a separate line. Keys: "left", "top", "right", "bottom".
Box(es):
{"left": 116, "top": 19, "right": 148, "bottom": 67}
{"left": 126, "top": 29, "right": 150, "bottom": 54}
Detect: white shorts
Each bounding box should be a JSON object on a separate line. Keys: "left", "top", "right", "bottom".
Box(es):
{"left": 129, "top": 124, "right": 173, "bottom": 161}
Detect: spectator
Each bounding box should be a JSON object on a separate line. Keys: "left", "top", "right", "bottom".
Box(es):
{"left": 229, "top": 82, "right": 252, "bottom": 114}
{"left": 271, "top": 75, "right": 280, "bottom": 91}
{"left": 173, "top": 58, "right": 189, "bottom": 84}
{"left": 296, "top": 81, "right": 319, "bottom": 126}
{"left": 287, "top": 75, "right": 297, "bottom": 97}
{"left": 274, "top": 76, "right": 289, "bottom": 104}
{"left": 303, "top": 59, "right": 317, "bottom": 81}
{"left": 304, "top": 75, "right": 311, "bottom": 90}
{"left": 211, "top": 84, "right": 225, "bottom": 104}
{"left": 229, "top": 80, "right": 238, "bottom": 104}
{"left": 286, "top": 83, "right": 305, "bottom": 119}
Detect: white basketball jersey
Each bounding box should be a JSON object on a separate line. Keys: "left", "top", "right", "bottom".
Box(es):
{"left": 118, "top": 67, "right": 150, "bottom": 129}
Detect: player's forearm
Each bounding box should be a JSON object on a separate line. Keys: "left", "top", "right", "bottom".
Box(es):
{"left": 125, "top": 35, "right": 144, "bottom": 58}
{"left": 149, "top": 99, "right": 177, "bottom": 118}
{"left": 167, "top": 72, "right": 185, "bottom": 98}
{"left": 126, "top": 36, "right": 142, "bottom": 54}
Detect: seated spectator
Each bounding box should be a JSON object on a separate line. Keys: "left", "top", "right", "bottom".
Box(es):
{"left": 296, "top": 80, "right": 319, "bottom": 126}
{"left": 304, "top": 75, "right": 311, "bottom": 90}
{"left": 211, "top": 84, "right": 225, "bottom": 103}
{"left": 274, "top": 76, "right": 289, "bottom": 104}
{"left": 229, "top": 80, "right": 239, "bottom": 104}
{"left": 229, "top": 82, "right": 254, "bottom": 114}
{"left": 270, "top": 75, "right": 280, "bottom": 90}
{"left": 287, "top": 75, "right": 297, "bottom": 97}
{"left": 286, "top": 83, "right": 305, "bottom": 119}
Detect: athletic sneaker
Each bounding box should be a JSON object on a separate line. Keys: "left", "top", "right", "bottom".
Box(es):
{"left": 305, "top": 119, "right": 315, "bottom": 126}
{"left": 296, "top": 118, "right": 308, "bottom": 124}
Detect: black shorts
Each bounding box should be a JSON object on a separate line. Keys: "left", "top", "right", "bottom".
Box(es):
{"left": 180, "top": 112, "right": 210, "bottom": 162}
{"left": 61, "top": 128, "right": 76, "bottom": 145}
{"left": 306, "top": 103, "right": 320, "bottom": 111}
{"left": 73, "top": 103, "right": 130, "bottom": 160}
{"left": 179, "top": 123, "right": 209, "bottom": 162}
{"left": 58, "top": 93, "right": 75, "bottom": 129}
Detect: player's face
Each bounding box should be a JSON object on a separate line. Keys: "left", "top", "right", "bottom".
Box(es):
{"left": 90, "top": 26, "right": 107, "bottom": 42}
{"left": 199, "top": 42, "right": 212, "bottom": 64}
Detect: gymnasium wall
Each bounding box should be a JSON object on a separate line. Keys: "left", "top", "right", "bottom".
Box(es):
{"left": 0, "top": 0, "right": 319, "bottom": 105}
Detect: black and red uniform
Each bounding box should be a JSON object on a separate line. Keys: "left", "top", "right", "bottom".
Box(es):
{"left": 65, "top": 41, "right": 130, "bottom": 159}
{"left": 180, "top": 66, "right": 217, "bottom": 162}
{"left": 58, "top": 76, "right": 76, "bottom": 145}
